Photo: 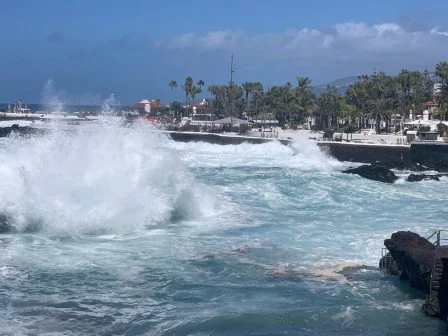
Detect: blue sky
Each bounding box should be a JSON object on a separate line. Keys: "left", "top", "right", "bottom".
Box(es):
{"left": 1, "top": 0, "right": 448, "bottom": 104}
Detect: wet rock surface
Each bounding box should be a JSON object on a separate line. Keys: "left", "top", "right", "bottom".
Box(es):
{"left": 381, "top": 231, "right": 448, "bottom": 321}
{"left": 343, "top": 164, "right": 399, "bottom": 183}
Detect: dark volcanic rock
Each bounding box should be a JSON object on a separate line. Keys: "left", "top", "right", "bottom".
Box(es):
{"left": 406, "top": 173, "right": 446, "bottom": 182}
{"left": 380, "top": 161, "right": 429, "bottom": 171}
{"left": 384, "top": 231, "right": 434, "bottom": 292}
{"left": 382, "top": 231, "right": 448, "bottom": 320}
{"left": 0, "top": 126, "right": 47, "bottom": 138}
{"left": 343, "top": 164, "right": 398, "bottom": 183}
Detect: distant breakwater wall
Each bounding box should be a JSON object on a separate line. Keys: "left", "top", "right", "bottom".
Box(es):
{"left": 165, "top": 131, "right": 292, "bottom": 146}
{"left": 0, "top": 115, "right": 41, "bottom": 122}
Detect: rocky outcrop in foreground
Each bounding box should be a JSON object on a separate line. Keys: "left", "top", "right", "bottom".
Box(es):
{"left": 343, "top": 164, "right": 398, "bottom": 183}
{"left": 380, "top": 231, "right": 448, "bottom": 320}
{"left": 0, "top": 125, "right": 47, "bottom": 138}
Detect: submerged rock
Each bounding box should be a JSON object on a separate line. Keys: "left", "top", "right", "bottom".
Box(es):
{"left": 343, "top": 164, "right": 398, "bottom": 183}
{"left": 406, "top": 173, "right": 446, "bottom": 182}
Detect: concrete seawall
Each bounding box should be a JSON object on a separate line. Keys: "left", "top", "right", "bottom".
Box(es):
{"left": 317, "top": 141, "right": 411, "bottom": 167}
{"left": 164, "top": 131, "right": 292, "bottom": 146}
{"left": 3, "top": 127, "right": 448, "bottom": 171}
{"left": 318, "top": 140, "right": 448, "bottom": 171}
{"left": 410, "top": 142, "right": 448, "bottom": 171}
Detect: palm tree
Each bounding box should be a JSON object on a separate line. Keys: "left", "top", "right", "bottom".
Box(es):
{"left": 169, "top": 80, "right": 178, "bottom": 91}
{"left": 190, "top": 86, "right": 202, "bottom": 114}
{"left": 252, "top": 89, "right": 264, "bottom": 117}
{"left": 346, "top": 79, "right": 370, "bottom": 129}
{"left": 242, "top": 82, "right": 253, "bottom": 113}
{"left": 196, "top": 80, "right": 205, "bottom": 101}
{"left": 436, "top": 61, "right": 448, "bottom": 120}
{"left": 182, "top": 76, "right": 193, "bottom": 117}
{"left": 197, "top": 80, "right": 205, "bottom": 90}
{"left": 250, "top": 82, "right": 264, "bottom": 118}
{"left": 316, "top": 85, "right": 342, "bottom": 129}
{"left": 295, "top": 77, "right": 315, "bottom": 126}
{"left": 170, "top": 101, "right": 182, "bottom": 120}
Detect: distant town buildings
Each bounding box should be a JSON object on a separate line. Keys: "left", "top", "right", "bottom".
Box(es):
{"left": 8, "top": 99, "right": 31, "bottom": 114}
{"left": 133, "top": 99, "right": 167, "bottom": 114}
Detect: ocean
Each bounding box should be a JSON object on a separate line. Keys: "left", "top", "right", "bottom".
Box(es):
{"left": 0, "top": 122, "right": 447, "bottom": 335}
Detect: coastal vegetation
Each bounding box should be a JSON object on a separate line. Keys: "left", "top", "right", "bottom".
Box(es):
{"left": 168, "top": 61, "right": 448, "bottom": 133}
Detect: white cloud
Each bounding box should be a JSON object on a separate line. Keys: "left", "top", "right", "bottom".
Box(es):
{"left": 431, "top": 27, "right": 448, "bottom": 37}
{"left": 156, "top": 21, "right": 448, "bottom": 64}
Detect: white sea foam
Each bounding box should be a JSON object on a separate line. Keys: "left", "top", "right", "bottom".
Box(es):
{"left": 0, "top": 122, "right": 217, "bottom": 235}
{"left": 169, "top": 135, "right": 343, "bottom": 171}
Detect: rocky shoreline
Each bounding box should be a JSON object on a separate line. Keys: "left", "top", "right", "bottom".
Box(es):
{"left": 0, "top": 125, "right": 47, "bottom": 137}
{"left": 343, "top": 164, "right": 448, "bottom": 183}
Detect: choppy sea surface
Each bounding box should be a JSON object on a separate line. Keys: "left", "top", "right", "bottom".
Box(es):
{"left": 0, "top": 123, "right": 447, "bottom": 335}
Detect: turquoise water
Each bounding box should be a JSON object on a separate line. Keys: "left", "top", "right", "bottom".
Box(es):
{"left": 0, "top": 126, "right": 447, "bottom": 335}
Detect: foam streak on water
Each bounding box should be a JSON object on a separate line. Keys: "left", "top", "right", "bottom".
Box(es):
{"left": 0, "top": 126, "right": 447, "bottom": 335}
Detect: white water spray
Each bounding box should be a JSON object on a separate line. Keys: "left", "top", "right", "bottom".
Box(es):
{"left": 42, "top": 79, "right": 64, "bottom": 113}
{"left": 101, "top": 93, "right": 119, "bottom": 116}
{"left": 0, "top": 124, "right": 216, "bottom": 235}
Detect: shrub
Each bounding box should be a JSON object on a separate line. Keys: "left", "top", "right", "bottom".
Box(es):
{"left": 323, "top": 129, "right": 334, "bottom": 139}
{"left": 343, "top": 125, "right": 359, "bottom": 134}
{"left": 417, "top": 125, "right": 431, "bottom": 134}
{"left": 437, "top": 123, "right": 448, "bottom": 136}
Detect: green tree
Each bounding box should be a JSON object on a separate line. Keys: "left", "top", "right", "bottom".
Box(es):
{"left": 435, "top": 61, "right": 448, "bottom": 120}
{"left": 169, "top": 80, "right": 178, "bottom": 91}
{"left": 316, "top": 85, "right": 342, "bottom": 129}
{"left": 170, "top": 101, "right": 182, "bottom": 120}
{"left": 190, "top": 86, "right": 202, "bottom": 111}
{"left": 182, "top": 76, "right": 193, "bottom": 117}
{"left": 295, "top": 77, "right": 315, "bottom": 126}
{"left": 242, "top": 82, "right": 253, "bottom": 113}
{"left": 421, "top": 70, "right": 434, "bottom": 103}
{"left": 196, "top": 80, "right": 205, "bottom": 99}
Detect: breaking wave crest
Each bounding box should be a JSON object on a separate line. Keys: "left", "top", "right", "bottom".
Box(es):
{"left": 0, "top": 122, "right": 216, "bottom": 235}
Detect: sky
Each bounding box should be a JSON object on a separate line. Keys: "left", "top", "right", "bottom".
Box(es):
{"left": 1, "top": 0, "right": 448, "bottom": 105}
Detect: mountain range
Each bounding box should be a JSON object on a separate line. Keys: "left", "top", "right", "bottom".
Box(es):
{"left": 314, "top": 72, "right": 440, "bottom": 96}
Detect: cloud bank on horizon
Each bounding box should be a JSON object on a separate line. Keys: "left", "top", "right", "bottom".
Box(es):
{"left": 158, "top": 21, "right": 448, "bottom": 65}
